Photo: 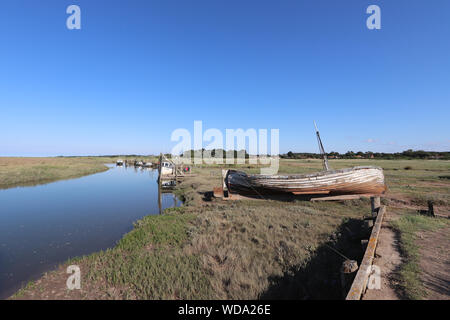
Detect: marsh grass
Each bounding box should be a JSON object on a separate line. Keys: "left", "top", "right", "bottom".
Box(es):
{"left": 0, "top": 157, "right": 109, "bottom": 189}
{"left": 182, "top": 199, "right": 367, "bottom": 299}
{"left": 71, "top": 208, "right": 213, "bottom": 299}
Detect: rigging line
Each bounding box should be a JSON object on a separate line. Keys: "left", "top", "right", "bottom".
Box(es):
{"left": 246, "top": 181, "right": 267, "bottom": 200}
{"left": 324, "top": 244, "right": 351, "bottom": 261}
{"left": 241, "top": 176, "right": 267, "bottom": 200}
{"left": 234, "top": 172, "right": 267, "bottom": 200}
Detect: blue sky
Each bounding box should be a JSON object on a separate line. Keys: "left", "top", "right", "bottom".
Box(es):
{"left": 0, "top": 0, "right": 449, "bottom": 156}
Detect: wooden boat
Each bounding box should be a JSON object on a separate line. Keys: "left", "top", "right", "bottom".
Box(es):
{"left": 224, "top": 122, "right": 386, "bottom": 197}
{"left": 135, "top": 161, "right": 144, "bottom": 167}
{"left": 142, "top": 162, "right": 153, "bottom": 168}
{"left": 225, "top": 166, "right": 386, "bottom": 196}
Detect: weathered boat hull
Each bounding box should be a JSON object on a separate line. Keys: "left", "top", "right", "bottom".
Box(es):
{"left": 225, "top": 166, "right": 386, "bottom": 196}
{"left": 161, "top": 167, "right": 173, "bottom": 175}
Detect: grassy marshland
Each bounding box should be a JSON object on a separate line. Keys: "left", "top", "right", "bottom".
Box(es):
{"left": 12, "top": 200, "right": 368, "bottom": 300}
{"left": 0, "top": 157, "right": 109, "bottom": 189}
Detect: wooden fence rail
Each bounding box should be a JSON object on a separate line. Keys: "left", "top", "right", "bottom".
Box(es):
{"left": 345, "top": 204, "right": 386, "bottom": 300}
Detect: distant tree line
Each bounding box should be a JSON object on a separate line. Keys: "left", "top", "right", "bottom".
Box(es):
{"left": 73, "top": 149, "right": 449, "bottom": 161}
{"left": 282, "top": 149, "right": 450, "bottom": 160}
{"left": 178, "top": 149, "right": 252, "bottom": 159}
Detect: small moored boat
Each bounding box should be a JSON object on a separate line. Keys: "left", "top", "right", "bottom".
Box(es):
{"left": 135, "top": 161, "right": 144, "bottom": 167}
{"left": 160, "top": 162, "right": 173, "bottom": 175}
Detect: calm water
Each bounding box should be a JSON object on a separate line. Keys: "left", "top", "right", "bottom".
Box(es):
{"left": 0, "top": 165, "right": 180, "bottom": 299}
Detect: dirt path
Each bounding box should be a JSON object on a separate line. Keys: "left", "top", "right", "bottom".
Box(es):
{"left": 362, "top": 211, "right": 402, "bottom": 300}
{"left": 417, "top": 226, "right": 450, "bottom": 300}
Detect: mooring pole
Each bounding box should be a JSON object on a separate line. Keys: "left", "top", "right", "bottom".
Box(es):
{"left": 158, "top": 153, "right": 163, "bottom": 214}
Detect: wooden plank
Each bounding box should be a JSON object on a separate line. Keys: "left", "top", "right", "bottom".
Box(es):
{"left": 213, "top": 187, "right": 223, "bottom": 198}
{"left": 222, "top": 193, "right": 249, "bottom": 201}
{"left": 292, "top": 190, "right": 330, "bottom": 195}
{"left": 346, "top": 205, "right": 386, "bottom": 300}
{"left": 311, "top": 194, "right": 380, "bottom": 202}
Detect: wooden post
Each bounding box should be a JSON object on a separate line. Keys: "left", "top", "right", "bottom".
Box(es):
{"left": 428, "top": 200, "right": 435, "bottom": 217}
{"left": 364, "top": 219, "right": 374, "bottom": 229}
{"left": 361, "top": 239, "right": 369, "bottom": 250}
{"left": 158, "top": 153, "right": 162, "bottom": 214}
{"left": 222, "top": 169, "right": 229, "bottom": 198}
{"left": 346, "top": 206, "right": 386, "bottom": 300}
{"left": 371, "top": 196, "right": 380, "bottom": 217}
{"left": 340, "top": 260, "right": 358, "bottom": 298}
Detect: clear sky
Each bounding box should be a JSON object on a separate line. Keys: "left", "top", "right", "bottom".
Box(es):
{"left": 1, "top": 0, "right": 449, "bottom": 156}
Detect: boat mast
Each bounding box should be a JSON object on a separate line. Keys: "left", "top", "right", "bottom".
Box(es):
{"left": 314, "top": 121, "right": 330, "bottom": 171}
